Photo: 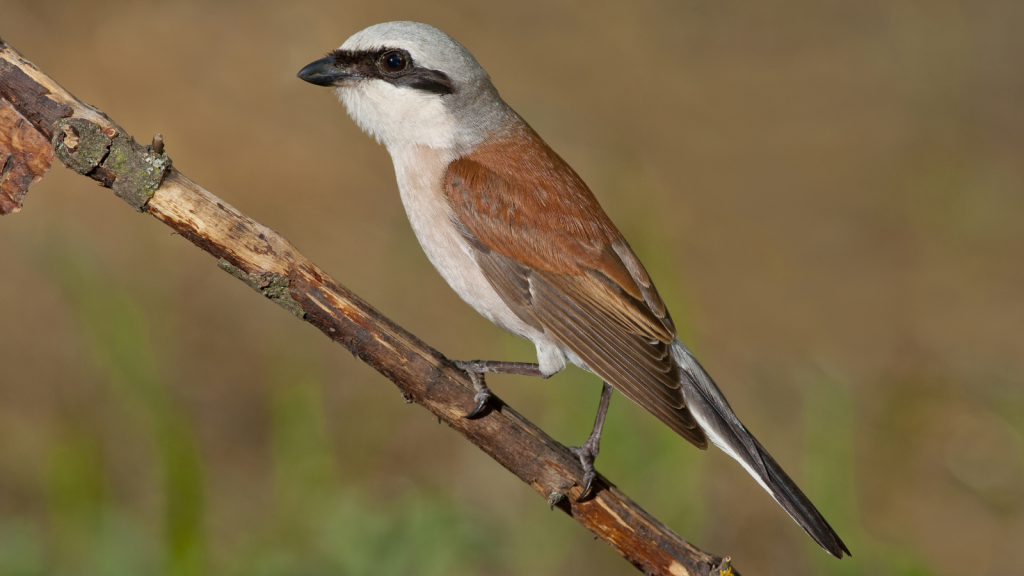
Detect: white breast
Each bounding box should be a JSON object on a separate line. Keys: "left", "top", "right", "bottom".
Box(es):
{"left": 389, "top": 145, "right": 568, "bottom": 375}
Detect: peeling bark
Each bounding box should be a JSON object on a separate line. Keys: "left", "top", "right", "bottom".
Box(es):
{"left": 0, "top": 99, "right": 54, "bottom": 214}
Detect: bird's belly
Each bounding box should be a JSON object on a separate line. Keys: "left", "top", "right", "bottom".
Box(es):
{"left": 391, "top": 146, "right": 567, "bottom": 374}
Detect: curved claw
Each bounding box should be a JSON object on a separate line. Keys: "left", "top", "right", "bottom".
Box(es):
{"left": 464, "top": 391, "right": 491, "bottom": 419}
{"left": 456, "top": 360, "right": 494, "bottom": 419}
{"left": 577, "top": 474, "right": 597, "bottom": 502}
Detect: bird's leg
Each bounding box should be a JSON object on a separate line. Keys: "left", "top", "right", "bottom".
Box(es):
{"left": 452, "top": 360, "right": 551, "bottom": 419}
{"left": 570, "top": 381, "right": 614, "bottom": 501}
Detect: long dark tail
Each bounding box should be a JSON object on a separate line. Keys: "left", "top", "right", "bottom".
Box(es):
{"left": 671, "top": 339, "right": 851, "bottom": 558}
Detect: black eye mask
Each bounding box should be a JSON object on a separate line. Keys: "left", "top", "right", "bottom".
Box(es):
{"left": 329, "top": 48, "right": 455, "bottom": 95}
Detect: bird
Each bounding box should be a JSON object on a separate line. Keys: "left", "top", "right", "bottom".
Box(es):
{"left": 297, "top": 21, "right": 850, "bottom": 559}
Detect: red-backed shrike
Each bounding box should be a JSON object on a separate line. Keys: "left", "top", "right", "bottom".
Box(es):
{"left": 298, "top": 21, "right": 849, "bottom": 558}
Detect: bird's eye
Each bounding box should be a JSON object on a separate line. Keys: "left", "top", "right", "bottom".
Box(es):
{"left": 380, "top": 51, "right": 409, "bottom": 73}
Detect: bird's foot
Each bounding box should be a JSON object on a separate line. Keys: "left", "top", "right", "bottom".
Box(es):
{"left": 569, "top": 381, "right": 613, "bottom": 501}
{"left": 569, "top": 436, "right": 601, "bottom": 501}
{"left": 453, "top": 360, "right": 493, "bottom": 419}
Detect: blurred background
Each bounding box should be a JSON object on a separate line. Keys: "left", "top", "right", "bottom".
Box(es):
{"left": 1, "top": 1, "right": 1023, "bottom": 575}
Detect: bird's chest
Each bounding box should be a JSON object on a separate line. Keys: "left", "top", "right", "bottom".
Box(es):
{"left": 390, "top": 146, "right": 534, "bottom": 339}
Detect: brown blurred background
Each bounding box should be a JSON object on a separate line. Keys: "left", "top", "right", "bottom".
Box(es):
{"left": 1, "top": 1, "right": 1023, "bottom": 575}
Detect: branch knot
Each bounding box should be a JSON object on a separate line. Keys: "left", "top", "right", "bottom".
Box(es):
{"left": 53, "top": 117, "right": 171, "bottom": 211}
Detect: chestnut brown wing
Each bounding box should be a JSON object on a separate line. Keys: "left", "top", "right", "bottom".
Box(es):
{"left": 443, "top": 148, "right": 707, "bottom": 449}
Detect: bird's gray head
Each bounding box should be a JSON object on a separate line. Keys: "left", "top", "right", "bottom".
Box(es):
{"left": 298, "top": 22, "right": 510, "bottom": 152}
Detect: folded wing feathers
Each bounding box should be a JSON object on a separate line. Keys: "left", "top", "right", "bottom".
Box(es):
{"left": 475, "top": 249, "right": 707, "bottom": 447}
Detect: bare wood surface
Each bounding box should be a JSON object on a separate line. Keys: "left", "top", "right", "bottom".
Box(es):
{"left": 0, "top": 37, "right": 736, "bottom": 576}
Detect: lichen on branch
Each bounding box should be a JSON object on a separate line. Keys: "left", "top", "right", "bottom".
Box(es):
{"left": 217, "top": 259, "right": 306, "bottom": 319}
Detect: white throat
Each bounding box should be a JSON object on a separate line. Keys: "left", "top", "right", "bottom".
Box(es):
{"left": 337, "top": 81, "right": 458, "bottom": 152}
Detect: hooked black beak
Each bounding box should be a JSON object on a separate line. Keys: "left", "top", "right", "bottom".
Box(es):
{"left": 296, "top": 56, "right": 351, "bottom": 87}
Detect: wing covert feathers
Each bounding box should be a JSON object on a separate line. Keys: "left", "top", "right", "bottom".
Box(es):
{"left": 443, "top": 122, "right": 705, "bottom": 449}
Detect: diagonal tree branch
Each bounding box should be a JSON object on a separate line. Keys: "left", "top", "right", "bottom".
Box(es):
{"left": 0, "top": 37, "right": 736, "bottom": 576}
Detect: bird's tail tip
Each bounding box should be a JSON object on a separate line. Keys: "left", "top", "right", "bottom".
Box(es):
{"left": 670, "top": 339, "right": 850, "bottom": 559}
{"left": 754, "top": 435, "right": 851, "bottom": 558}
